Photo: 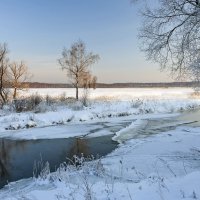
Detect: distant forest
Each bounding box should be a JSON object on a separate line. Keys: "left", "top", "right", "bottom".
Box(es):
{"left": 26, "top": 82, "right": 200, "bottom": 88}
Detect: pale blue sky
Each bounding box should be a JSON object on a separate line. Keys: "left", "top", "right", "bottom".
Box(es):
{"left": 0, "top": 0, "right": 172, "bottom": 83}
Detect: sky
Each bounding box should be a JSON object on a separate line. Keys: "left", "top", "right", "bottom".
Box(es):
{"left": 0, "top": 0, "right": 173, "bottom": 83}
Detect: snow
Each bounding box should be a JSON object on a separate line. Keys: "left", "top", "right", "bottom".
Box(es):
{"left": 112, "top": 119, "right": 148, "bottom": 143}
{"left": 0, "top": 123, "right": 103, "bottom": 140}
{"left": 1, "top": 88, "right": 200, "bottom": 199}
{"left": 103, "top": 126, "right": 200, "bottom": 180}
{"left": 1, "top": 125, "right": 200, "bottom": 199}
{"left": 21, "top": 87, "right": 194, "bottom": 100}
{"left": 0, "top": 113, "right": 179, "bottom": 140}
{"left": 0, "top": 88, "right": 200, "bottom": 140}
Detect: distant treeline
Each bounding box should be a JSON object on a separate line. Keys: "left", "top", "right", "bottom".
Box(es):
{"left": 25, "top": 82, "right": 200, "bottom": 88}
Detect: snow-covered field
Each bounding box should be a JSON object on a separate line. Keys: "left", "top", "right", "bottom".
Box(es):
{"left": 21, "top": 87, "right": 194, "bottom": 100}
{"left": 0, "top": 88, "right": 200, "bottom": 199}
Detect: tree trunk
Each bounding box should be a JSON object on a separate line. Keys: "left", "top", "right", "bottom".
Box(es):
{"left": 76, "top": 87, "right": 79, "bottom": 100}
{"left": 0, "top": 90, "right": 6, "bottom": 104}
{"left": 13, "top": 87, "right": 17, "bottom": 99}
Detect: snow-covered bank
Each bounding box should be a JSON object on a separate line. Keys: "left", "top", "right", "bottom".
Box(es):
{"left": 112, "top": 119, "right": 148, "bottom": 143}
{"left": 0, "top": 88, "right": 199, "bottom": 139}
{"left": 0, "top": 98, "right": 199, "bottom": 137}
{"left": 0, "top": 113, "right": 179, "bottom": 140}
{"left": 103, "top": 126, "right": 200, "bottom": 181}
{"left": 1, "top": 125, "right": 200, "bottom": 199}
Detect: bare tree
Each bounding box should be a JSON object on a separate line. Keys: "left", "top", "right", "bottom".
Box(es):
{"left": 81, "top": 72, "right": 97, "bottom": 89}
{"left": 90, "top": 76, "right": 97, "bottom": 89}
{"left": 58, "top": 40, "right": 99, "bottom": 100}
{"left": 9, "top": 61, "right": 31, "bottom": 99}
{"left": 0, "top": 43, "right": 9, "bottom": 105}
{"left": 139, "top": 0, "right": 200, "bottom": 79}
{"left": 80, "top": 72, "right": 97, "bottom": 106}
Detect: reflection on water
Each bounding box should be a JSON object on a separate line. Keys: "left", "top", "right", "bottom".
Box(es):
{"left": 0, "top": 136, "right": 117, "bottom": 189}
{"left": 0, "top": 141, "right": 8, "bottom": 178}
{"left": 69, "top": 138, "right": 89, "bottom": 158}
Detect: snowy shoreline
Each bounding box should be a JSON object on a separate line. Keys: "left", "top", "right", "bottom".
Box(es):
{"left": 0, "top": 88, "right": 200, "bottom": 199}
{"left": 1, "top": 122, "right": 200, "bottom": 200}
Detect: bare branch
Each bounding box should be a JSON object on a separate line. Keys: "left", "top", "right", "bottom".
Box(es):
{"left": 139, "top": 0, "right": 200, "bottom": 79}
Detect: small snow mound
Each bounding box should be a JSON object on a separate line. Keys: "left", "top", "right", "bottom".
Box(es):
{"left": 6, "top": 123, "right": 21, "bottom": 130}
{"left": 26, "top": 120, "right": 37, "bottom": 128}
{"left": 112, "top": 119, "right": 148, "bottom": 143}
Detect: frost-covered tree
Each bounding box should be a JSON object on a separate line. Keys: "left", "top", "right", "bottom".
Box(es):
{"left": 58, "top": 40, "right": 99, "bottom": 100}
{"left": 139, "top": 0, "right": 200, "bottom": 79}
{"left": 0, "top": 43, "right": 9, "bottom": 105}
